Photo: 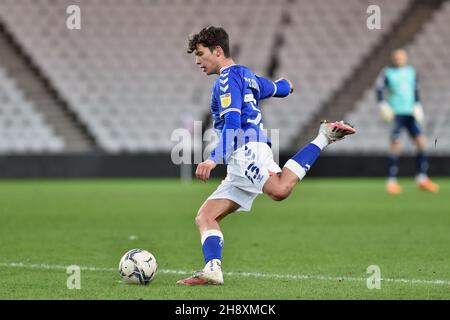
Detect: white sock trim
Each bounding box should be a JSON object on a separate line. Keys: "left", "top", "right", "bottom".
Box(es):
{"left": 284, "top": 159, "right": 307, "bottom": 180}
{"left": 387, "top": 177, "right": 398, "bottom": 184}
{"left": 204, "top": 259, "right": 222, "bottom": 272}
{"left": 201, "top": 229, "right": 224, "bottom": 245}
{"left": 416, "top": 173, "right": 428, "bottom": 183}
{"left": 311, "top": 133, "right": 329, "bottom": 150}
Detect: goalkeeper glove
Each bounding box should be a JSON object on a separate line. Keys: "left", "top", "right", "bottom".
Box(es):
{"left": 413, "top": 103, "right": 425, "bottom": 124}
{"left": 379, "top": 101, "right": 394, "bottom": 123}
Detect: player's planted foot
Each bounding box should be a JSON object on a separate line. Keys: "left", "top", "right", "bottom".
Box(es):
{"left": 418, "top": 178, "right": 439, "bottom": 193}
{"left": 176, "top": 272, "right": 210, "bottom": 286}
{"left": 319, "top": 120, "right": 356, "bottom": 143}
{"left": 386, "top": 181, "right": 402, "bottom": 194}
{"left": 176, "top": 269, "right": 224, "bottom": 286}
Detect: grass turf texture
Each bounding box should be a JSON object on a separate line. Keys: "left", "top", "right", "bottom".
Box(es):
{"left": 0, "top": 178, "right": 449, "bottom": 299}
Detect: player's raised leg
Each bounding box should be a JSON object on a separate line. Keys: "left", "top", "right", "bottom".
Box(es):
{"left": 264, "top": 120, "right": 356, "bottom": 200}
{"left": 177, "top": 199, "right": 239, "bottom": 286}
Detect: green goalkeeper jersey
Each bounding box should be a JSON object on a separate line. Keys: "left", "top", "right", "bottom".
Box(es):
{"left": 376, "top": 65, "right": 420, "bottom": 115}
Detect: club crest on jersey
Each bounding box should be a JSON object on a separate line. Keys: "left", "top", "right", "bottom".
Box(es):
{"left": 220, "top": 93, "right": 231, "bottom": 108}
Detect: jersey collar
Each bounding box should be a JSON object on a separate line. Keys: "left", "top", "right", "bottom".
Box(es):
{"left": 220, "top": 64, "right": 237, "bottom": 74}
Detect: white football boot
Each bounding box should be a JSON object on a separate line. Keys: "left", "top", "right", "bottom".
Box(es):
{"left": 177, "top": 260, "right": 224, "bottom": 286}
{"left": 319, "top": 120, "right": 356, "bottom": 143}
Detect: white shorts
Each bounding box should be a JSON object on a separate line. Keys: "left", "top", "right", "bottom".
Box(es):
{"left": 208, "top": 142, "right": 281, "bottom": 212}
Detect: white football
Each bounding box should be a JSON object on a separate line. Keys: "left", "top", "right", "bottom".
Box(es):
{"left": 119, "top": 249, "right": 157, "bottom": 285}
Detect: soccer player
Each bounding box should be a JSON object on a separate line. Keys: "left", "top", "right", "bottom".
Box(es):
{"left": 377, "top": 48, "right": 439, "bottom": 194}
{"left": 177, "top": 26, "right": 355, "bottom": 285}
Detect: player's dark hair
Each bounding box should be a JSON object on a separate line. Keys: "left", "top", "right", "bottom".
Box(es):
{"left": 187, "top": 26, "right": 230, "bottom": 57}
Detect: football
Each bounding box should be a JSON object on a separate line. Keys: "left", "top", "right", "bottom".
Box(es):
{"left": 118, "top": 249, "right": 158, "bottom": 285}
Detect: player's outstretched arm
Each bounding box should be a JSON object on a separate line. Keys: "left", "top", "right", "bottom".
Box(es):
{"left": 256, "top": 76, "right": 294, "bottom": 99}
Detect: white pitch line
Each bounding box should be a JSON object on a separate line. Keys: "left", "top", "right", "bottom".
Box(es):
{"left": 0, "top": 262, "right": 449, "bottom": 286}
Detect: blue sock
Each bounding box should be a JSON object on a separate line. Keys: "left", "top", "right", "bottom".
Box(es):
{"left": 416, "top": 152, "right": 429, "bottom": 175}
{"left": 387, "top": 154, "right": 399, "bottom": 178}
{"left": 284, "top": 143, "right": 321, "bottom": 179}
{"left": 201, "top": 230, "right": 224, "bottom": 265}
{"left": 292, "top": 143, "right": 321, "bottom": 169}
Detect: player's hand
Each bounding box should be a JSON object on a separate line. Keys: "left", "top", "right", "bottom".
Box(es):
{"left": 286, "top": 78, "right": 294, "bottom": 94}
{"left": 379, "top": 101, "right": 394, "bottom": 123}
{"left": 195, "top": 160, "right": 216, "bottom": 182}
{"left": 277, "top": 77, "right": 294, "bottom": 94}
{"left": 413, "top": 103, "right": 425, "bottom": 124}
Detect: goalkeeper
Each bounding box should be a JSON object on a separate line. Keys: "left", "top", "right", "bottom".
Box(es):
{"left": 376, "top": 48, "right": 439, "bottom": 194}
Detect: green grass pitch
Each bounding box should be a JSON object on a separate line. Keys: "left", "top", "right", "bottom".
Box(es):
{"left": 0, "top": 178, "right": 449, "bottom": 299}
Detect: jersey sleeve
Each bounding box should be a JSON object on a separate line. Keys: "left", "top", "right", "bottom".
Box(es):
{"left": 376, "top": 69, "right": 388, "bottom": 102}
{"left": 217, "top": 71, "right": 243, "bottom": 118}
{"left": 208, "top": 71, "right": 243, "bottom": 164}
{"left": 256, "top": 76, "right": 291, "bottom": 99}
{"left": 414, "top": 71, "right": 421, "bottom": 103}
{"left": 208, "top": 111, "right": 241, "bottom": 164}
{"left": 210, "top": 90, "right": 218, "bottom": 110}
{"left": 255, "top": 75, "right": 277, "bottom": 99}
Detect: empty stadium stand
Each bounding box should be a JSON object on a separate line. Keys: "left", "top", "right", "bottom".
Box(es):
{"left": 0, "top": 0, "right": 284, "bottom": 153}
{"left": 0, "top": 20, "right": 94, "bottom": 153}
{"left": 0, "top": 0, "right": 449, "bottom": 178}
{"left": 0, "top": 67, "right": 64, "bottom": 153}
